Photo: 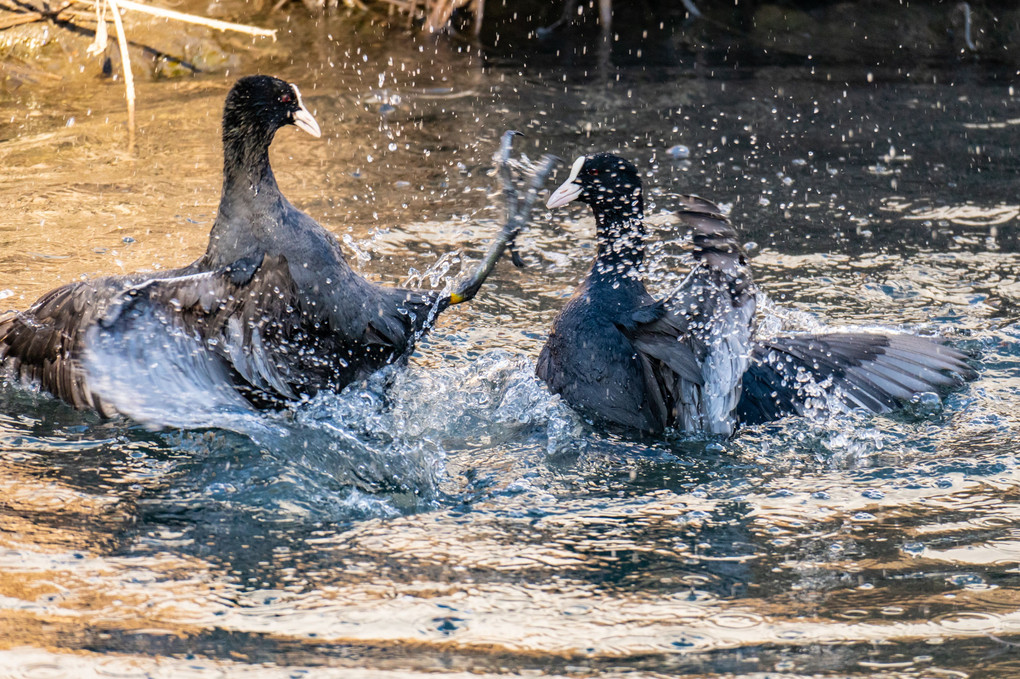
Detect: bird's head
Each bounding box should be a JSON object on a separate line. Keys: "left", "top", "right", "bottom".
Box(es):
{"left": 223, "top": 75, "right": 321, "bottom": 142}
{"left": 546, "top": 153, "right": 642, "bottom": 213}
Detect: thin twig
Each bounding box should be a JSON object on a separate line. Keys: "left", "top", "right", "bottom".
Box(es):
{"left": 115, "top": 0, "right": 276, "bottom": 37}
{"left": 374, "top": 0, "right": 407, "bottom": 9}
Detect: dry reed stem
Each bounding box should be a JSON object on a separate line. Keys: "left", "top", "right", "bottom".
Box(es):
{"left": 472, "top": 0, "right": 482, "bottom": 35}
{"left": 368, "top": 0, "right": 482, "bottom": 34}
{"left": 375, "top": 0, "right": 480, "bottom": 34}
{"left": 0, "top": 9, "right": 44, "bottom": 28}
{"left": 105, "top": 0, "right": 135, "bottom": 147}
{"left": 372, "top": 0, "right": 419, "bottom": 16}
{"left": 0, "top": 1, "right": 70, "bottom": 29}
{"left": 69, "top": 0, "right": 276, "bottom": 37}
{"left": 109, "top": 0, "right": 276, "bottom": 37}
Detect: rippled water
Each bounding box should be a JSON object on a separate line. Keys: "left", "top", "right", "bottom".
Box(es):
{"left": 1, "top": 11, "right": 1020, "bottom": 678}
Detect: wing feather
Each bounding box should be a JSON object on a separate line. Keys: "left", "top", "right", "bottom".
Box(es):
{"left": 738, "top": 332, "right": 975, "bottom": 426}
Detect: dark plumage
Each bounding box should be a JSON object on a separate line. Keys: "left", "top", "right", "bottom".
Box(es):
{"left": 539, "top": 152, "right": 976, "bottom": 436}
{"left": 0, "top": 76, "right": 552, "bottom": 420}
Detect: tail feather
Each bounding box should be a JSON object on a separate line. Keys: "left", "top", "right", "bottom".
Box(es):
{"left": 882, "top": 335, "right": 976, "bottom": 378}
{"left": 750, "top": 337, "right": 898, "bottom": 410}
{"left": 857, "top": 351, "right": 959, "bottom": 388}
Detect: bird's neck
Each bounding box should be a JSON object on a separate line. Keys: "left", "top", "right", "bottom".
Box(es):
{"left": 205, "top": 126, "right": 283, "bottom": 266}
{"left": 220, "top": 127, "right": 281, "bottom": 199}
{"left": 592, "top": 199, "right": 645, "bottom": 278}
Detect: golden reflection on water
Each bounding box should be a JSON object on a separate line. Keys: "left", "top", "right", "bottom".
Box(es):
{"left": 3, "top": 470, "right": 1020, "bottom": 666}
{"left": 894, "top": 201, "right": 1020, "bottom": 227}
{"left": 0, "top": 72, "right": 501, "bottom": 304}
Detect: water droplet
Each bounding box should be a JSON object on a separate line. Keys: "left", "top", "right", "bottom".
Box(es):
{"left": 667, "top": 144, "right": 690, "bottom": 159}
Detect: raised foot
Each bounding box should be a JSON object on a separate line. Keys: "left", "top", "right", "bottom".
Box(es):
{"left": 495, "top": 130, "right": 558, "bottom": 269}
{"left": 449, "top": 132, "right": 557, "bottom": 305}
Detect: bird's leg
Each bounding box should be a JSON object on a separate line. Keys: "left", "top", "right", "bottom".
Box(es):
{"left": 449, "top": 131, "right": 557, "bottom": 305}
{"left": 497, "top": 131, "right": 525, "bottom": 268}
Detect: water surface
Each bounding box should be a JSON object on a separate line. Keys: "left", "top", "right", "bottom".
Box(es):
{"left": 0, "top": 14, "right": 1019, "bottom": 678}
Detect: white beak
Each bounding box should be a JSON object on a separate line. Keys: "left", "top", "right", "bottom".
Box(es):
{"left": 290, "top": 84, "right": 321, "bottom": 138}
{"left": 545, "top": 154, "right": 587, "bottom": 209}
{"left": 546, "top": 179, "right": 582, "bottom": 209}
{"left": 293, "top": 108, "right": 321, "bottom": 138}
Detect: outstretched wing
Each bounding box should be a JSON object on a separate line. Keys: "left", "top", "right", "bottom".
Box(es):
{"left": 626, "top": 195, "right": 756, "bottom": 435}
{"left": 0, "top": 274, "right": 138, "bottom": 415}
{"left": 737, "top": 332, "right": 976, "bottom": 426}
{"left": 84, "top": 254, "right": 308, "bottom": 411}
{"left": 1, "top": 252, "right": 442, "bottom": 421}
{"left": 86, "top": 255, "right": 442, "bottom": 415}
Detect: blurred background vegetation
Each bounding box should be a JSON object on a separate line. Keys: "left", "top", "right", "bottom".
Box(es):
{"left": 1, "top": 0, "right": 1017, "bottom": 89}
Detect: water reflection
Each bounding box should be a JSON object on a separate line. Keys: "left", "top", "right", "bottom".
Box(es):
{"left": 1, "top": 8, "right": 1020, "bottom": 678}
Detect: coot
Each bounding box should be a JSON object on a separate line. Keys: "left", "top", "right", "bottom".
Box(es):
{"left": 539, "top": 152, "right": 975, "bottom": 436}
{"left": 0, "top": 76, "right": 555, "bottom": 420}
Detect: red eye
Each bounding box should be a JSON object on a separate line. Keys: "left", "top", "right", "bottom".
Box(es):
{"left": 280, "top": 93, "right": 292, "bottom": 104}
{"left": 587, "top": 168, "right": 599, "bottom": 176}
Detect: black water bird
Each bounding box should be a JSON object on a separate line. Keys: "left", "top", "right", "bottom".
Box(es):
{"left": 539, "top": 153, "right": 976, "bottom": 436}
{"left": 0, "top": 76, "right": 555, "bottom": 421}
